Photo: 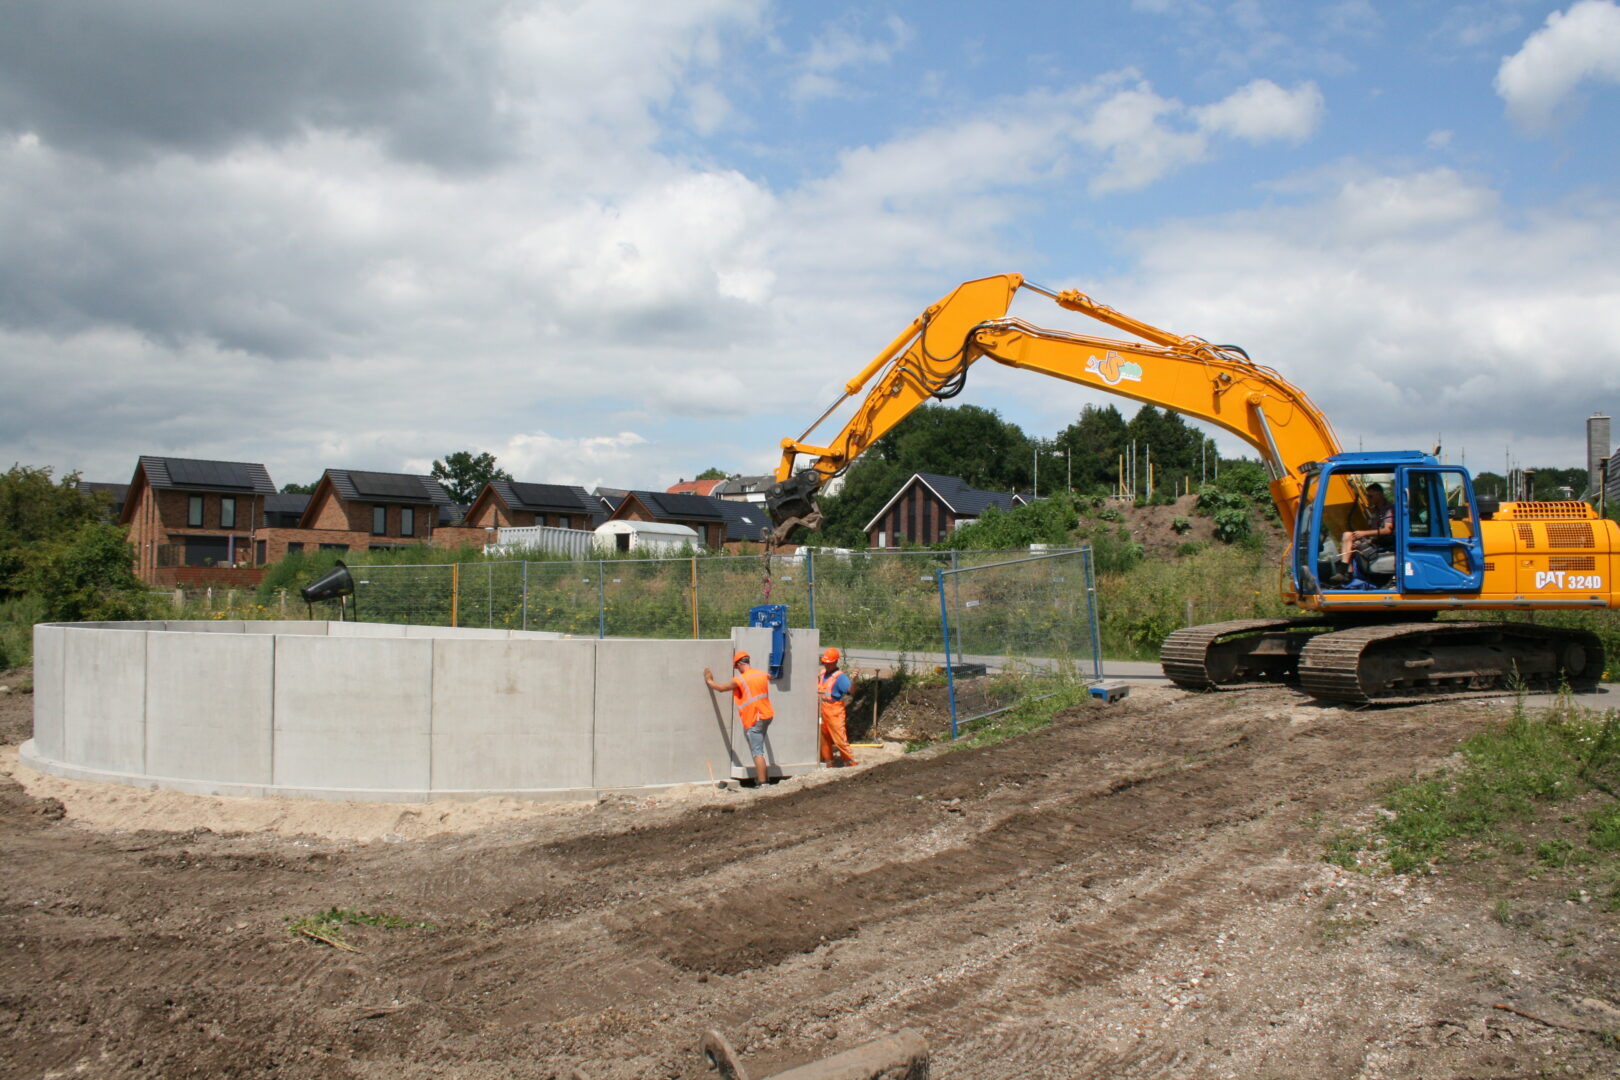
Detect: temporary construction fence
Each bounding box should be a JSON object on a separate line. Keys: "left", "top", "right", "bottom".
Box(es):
{"left": 349, "top": 547, "right": 1103, "bottom": 733}
{"left": 935, "top": 548, "right": 1102, "bottom": 738}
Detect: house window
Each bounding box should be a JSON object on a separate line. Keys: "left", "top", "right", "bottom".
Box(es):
{"left": 220, "top": 497, "right": 236, "bottom": 528}
{"left": 372, "top": 505, "right": 387, "bottom": 535}
{"left": 400, "top": 506, "right": 415, "bottom": 536}
{"left": 187, "top": 495, "right": 204, "bottom": 527}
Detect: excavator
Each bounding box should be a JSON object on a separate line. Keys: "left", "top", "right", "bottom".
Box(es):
{"left": 764, "top": 273, "right": 1616, "bottom": 705}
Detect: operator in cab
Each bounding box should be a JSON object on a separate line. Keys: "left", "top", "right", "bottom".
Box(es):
{"left": 1335, "top": 482, "right": 1394, "bottom": 583}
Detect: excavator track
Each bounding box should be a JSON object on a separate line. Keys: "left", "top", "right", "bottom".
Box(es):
{"left": 1297, "top": 621, "right": 1606, "bottom": 706}
{"left": 1160, "top": 618, "right": 1333, "bottom": 690}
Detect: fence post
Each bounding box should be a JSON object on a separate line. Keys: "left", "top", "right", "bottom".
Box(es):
{"left": 950, "top": 550, "right": 963, "bottom": 668}
{"left": 937, "top": 568, "right": 959, "bottom": 740}
{"left": 597, "top": 560, "right": 606, "bottom": 639}
{"left": 806, "top": 549, "right": 816, "bottom": 629}
{"left": 521, "top": 561, "right": 529, "bottom": 631}
{"left": 486, "top": 561, "right": 494, "bottom": 628}
{"left": 1085, "top": 546, "right": 1103, "bottom": 680}
{"left": 451, "top": 563, "right": 460, "bottom": 627}
{"left": 690, "top": 556, "right": 699, "bottom": 639}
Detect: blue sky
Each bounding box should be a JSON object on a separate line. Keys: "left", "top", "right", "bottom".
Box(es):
{"left": 2, "top": 0, "right": 1618, "bottom": 492}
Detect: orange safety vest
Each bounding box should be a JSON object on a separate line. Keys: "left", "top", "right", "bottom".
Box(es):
{"left": 733, "top": 667, "right": 774, "bottom": 729}
{"left": 817, "top": 669, "right": 847, "bottom": 724}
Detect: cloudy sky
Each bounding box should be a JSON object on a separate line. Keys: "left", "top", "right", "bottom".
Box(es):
{"left": 3, "top": 0, "right": 1619, "bottom": 492}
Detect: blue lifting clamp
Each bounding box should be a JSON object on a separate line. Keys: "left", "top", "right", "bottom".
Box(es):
{"left": 747, "top": 604, "right": 788, "bottom": 678}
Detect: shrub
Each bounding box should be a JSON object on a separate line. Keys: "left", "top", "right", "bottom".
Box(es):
{"left": 27, "top": 523, "right": 154, "bottom": 622}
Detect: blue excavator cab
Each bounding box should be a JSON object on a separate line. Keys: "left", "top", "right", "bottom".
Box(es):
{"left": 1292, "top": 451, "right": 1486, "bottom": 598}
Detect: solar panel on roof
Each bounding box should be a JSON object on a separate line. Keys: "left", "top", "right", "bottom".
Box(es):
{"left": 651, "top": 492, "right": 723, "bottom": 518}
{"left": 350, "top": 471, "right": 430, "bottom": 500}
{"left": 511, "top": 482, "right": 587, "bottom": 511}
{"left": 164, "top": 459, "right": 256, "bottom": 489}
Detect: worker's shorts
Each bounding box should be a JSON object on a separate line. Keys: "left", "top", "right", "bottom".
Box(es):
{"left": 744, "top": 720, "right": 770, "bottom": 757}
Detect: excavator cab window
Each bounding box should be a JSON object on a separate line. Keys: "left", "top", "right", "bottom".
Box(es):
{"left": 1398, "top": 467, "right": 1483, "bottom": 592}
{"left": 1310, "top": 471, "right": 1395, "bottom": 590}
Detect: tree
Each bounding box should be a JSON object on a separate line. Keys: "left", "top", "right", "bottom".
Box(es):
{"left": 280, "top": 481, "right": 318, "bottom": 494}
{"left": 812, "top": 404, "right": 1032, "bottom": 546}
{"left": 694, "top": 467, "right": 729, "bottom": 481}
{"left": 430, "top": 451, "right": 512, "bottom": 504}
{"left": 0, "top": 465, "right": 105, "bottom": 600}
{"left": 27, "top": 521, "right": 152, "bottom": 622}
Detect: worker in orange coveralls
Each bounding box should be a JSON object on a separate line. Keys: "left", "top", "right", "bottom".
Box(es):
{"left": 817, "top": 648, "right": 858, "bottom": 768}
{"left": 704, "top": 650, "right": 774, "bottom": 786}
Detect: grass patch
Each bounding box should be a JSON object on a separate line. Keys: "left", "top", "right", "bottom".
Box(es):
{"left": 287, "top": 907, "right": 434, "bottom": 951}
{"left": 1325, "top": 695, "right": 1620, "bottom": 905}
{"left": 920, "top": 680, "right": 1091, "bottom": 752}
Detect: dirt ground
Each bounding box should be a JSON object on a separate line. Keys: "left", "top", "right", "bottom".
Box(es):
{"left": 3, "top": 666, "right": 1619, "bottom": 1080}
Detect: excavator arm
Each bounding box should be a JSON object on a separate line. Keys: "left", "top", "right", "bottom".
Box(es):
{"left": 767, "top": 273, "right": 1342, "bottom": 540}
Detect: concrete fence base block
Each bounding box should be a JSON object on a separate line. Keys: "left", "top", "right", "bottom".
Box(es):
{"left": 27, "top": 620, "right": 823, "bottom": 803}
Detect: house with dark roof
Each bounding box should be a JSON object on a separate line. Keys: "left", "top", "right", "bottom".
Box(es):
{"left": 80, "top": 481, "right": 130, "bottom": 521}
{"left": 862, "top": 472, "right": 1028, "bottom": 547}
{"left": 713, "top": 498, "right": 774, "bottom": 550}
{"left": 258, "top": 468, "right": 485, "bottom": 559}
{"left": 608, "top": 490, "right": 728, "bottom": 549}
{"left": 712, "top": 474, "right": 775, "bottom": 504}
{"left": 260, "top": 492, "right": 310, "bottom": 529}
{"left": 120, "top": 456, "right": 279, "bottom": 585}
{"left": 462, "top": 480, "right": 597, "bottom": 532}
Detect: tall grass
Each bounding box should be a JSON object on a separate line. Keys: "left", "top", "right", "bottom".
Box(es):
{"left": 1097, "top": 545, "right": 1287, "bottom": 659}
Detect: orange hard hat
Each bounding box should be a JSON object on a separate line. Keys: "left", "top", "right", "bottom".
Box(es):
{"left": 733, "top": 650, "right": 750, "bottom": 664}
{"left": 821, "top": 648, "right": 840, "bottom": 663}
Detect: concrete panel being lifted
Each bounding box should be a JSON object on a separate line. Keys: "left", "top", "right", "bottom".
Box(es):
{"left": 431, "top": 638, "right": 597, "bottom": 792}
{"left": 145, "top": 631, "right": 274, "bottom": 786}
{"left": 29, "top": 624, "right": 66, "bottom": 762}
{"left": 592, "top": 638, "right": 734, "bottom": 789}
{"left": 61, "top": 628, "right": 146, "bottom": 774}
{"left": 272, "top": 635, "right": 433, "bottom": 792}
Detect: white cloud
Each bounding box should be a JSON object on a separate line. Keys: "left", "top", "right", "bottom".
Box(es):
{"left": 1192, "top": 79, "right": 1324, "bottom": 144}
{"left": 1079, "top": 170, "right": 1620, "bottom": 465}
{"left": 791, "top": 14, "right": 914, "bottom": 102}
{"left": 1496, "top": 0, "right": 1620, "bottom": 131}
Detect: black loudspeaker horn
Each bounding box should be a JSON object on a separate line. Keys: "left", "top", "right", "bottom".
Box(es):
{"left": 301, "top": 561, "right": 355, "bottom": 603}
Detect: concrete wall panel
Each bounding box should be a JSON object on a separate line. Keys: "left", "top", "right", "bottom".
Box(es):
{"left": 29, "top": 624, "right": 67, "bottom": 761}
{"left": 592, "top": 639, "right": 735, "bottom": 788}
{"left": 325, "top": 621, "right": 409, "bottom": 638}
{"left": 146, "top": 632, "right": 274, "bottom": 784}
{"left": 431, "top": 638, "right": 596, "bottom": 790}
{"left": 405, "top": 624, "right": 509, "bottom": 639}
{"left": 241, "top": 621, "right": 328, "bottom": 636}
{"left": 273, "top": 635, "right": 433, "bottom": 792}
{"left": 165, "top": 620, "right": 245, "bottom": 633}
{"left": 62, "top": 628, "right": 146, "bottom": 773}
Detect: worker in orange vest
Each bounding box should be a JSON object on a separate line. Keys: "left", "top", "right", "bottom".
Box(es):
{"left": 817, "top": 647, "right": 858, "bottom": 768}
{"left": 704, "top": 649, "right": 775, "bottom": 786}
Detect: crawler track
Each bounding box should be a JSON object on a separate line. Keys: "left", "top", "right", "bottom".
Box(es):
{"left": 1160, "top": 617, "right": 1330, "bottom": 690}
{"left": 1297, "top": 620, "right": 1606, "bottom": 706}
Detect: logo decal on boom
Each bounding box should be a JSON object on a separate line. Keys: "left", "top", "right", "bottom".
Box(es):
{"left": 1085, "top": 351, "right": 1143, "bottom": 386}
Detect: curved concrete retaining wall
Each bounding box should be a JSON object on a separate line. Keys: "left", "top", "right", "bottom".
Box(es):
{"left": 21, "top": 620, "right": 819, "bottom": 802}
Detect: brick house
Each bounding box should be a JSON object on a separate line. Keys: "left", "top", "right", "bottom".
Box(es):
{"left": 253, "top": 468, "right": 482, "bottom": 564}
{"left": 863, "top": 472, "right": 1027, "bottom": 547}
{"left": 121, "top": 456, "right": 279, "bottom": 586}
{"left": 462, "top": 480, "right": 598, "bottom": 533}
{"left": 609, "top": 491, "right": 727, "bottom": 550}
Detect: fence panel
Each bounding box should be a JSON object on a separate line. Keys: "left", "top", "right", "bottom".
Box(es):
{"left": 350, "top": 563, "right": 456, "bottom": 625}
{"left": 938, "top": 547, "right": 1101, "bottom": 736}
